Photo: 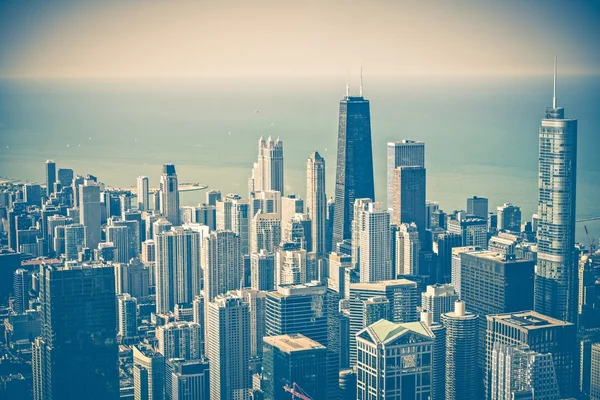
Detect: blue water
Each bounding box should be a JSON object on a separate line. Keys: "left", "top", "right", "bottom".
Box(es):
{"left": 0, "top": 75, "right": 599, "bottom": 242}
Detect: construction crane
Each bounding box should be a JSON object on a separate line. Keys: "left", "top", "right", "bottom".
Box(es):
{"left": 584, "top": 225, "right": 596, "bottom": 253}
{"left": 283, "top": 382, "right": 312, "bottom": 400}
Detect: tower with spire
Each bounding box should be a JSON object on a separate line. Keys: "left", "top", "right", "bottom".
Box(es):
{"left": 249, "top": 135, "right": 284, "bottom": 196}
{"left": 534, "top": 57, "right": 578, "bottom": 323}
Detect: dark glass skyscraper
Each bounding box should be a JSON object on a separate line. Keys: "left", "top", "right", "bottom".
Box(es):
{"left": 534, "top": 59, "right": 578, "bottom": 323}
{"left": 32, "top": 263, "right": 119, "bottom": 400}
{"left": 332, "top": 86, "right": 374, "bottom": 247}
{"left": 45, "top": 160, "right": 56, "bottom": 198}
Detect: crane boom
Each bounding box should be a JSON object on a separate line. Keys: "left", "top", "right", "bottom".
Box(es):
{"left": 283, "top": 383, "right": 312, "bottom": 400}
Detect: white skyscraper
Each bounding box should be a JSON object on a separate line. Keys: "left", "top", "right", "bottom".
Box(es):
{"left": 160, "top": 164, "right": 180, "bottom": 226}
{"left": 386, "top": 140, "right": 425, "bottom": 211}
{"left": 352, "top": 199, "right": 392, "bottom": 283}
{"left": 136, "top": 176, "right": 149, "bottom": 211}
{"left": 232, "top": 288, "right": 266, "bottom": 359}
{"left": 250, "top": 210, "right": 281, "bottom": 253}
{"left": 249, "top": 136, "right": 284, "bottom": 195}
{"left": 155, "top": 227, "right": 202, "bottom": 314}
{"left": 306, "top": 152, "right": 326, "bottom": 260}
{"left": 275, "top": 246, "right": 317, "bottom": 286}
{"left": 133, "top": 344, "right": 165, "bottom": 400}
{"left": 207, "top": 293, "right": 251, "bottom": 400}
{"left": 202, "top": 230, "right": 243, "bottom": 303}
{"left": 396, "top": 222, "right": 420, "bottom": 276}
{"left": 281, "top": 195, "right": 304, "bottom": 237}
{"left": 157, "top": 321, "right": 203, "bottom": 360}
{"left": 421, "top": 283, "right": 459, "bottom": 324}
{"left": 79, "top": 181, "right": 101, "bottom": 251}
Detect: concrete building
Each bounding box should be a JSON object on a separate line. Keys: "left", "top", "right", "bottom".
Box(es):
{"left": 137, "top": 176, "right": 150, "bottom": 211}
{"left": 497, "top": 203, "right": 522, "bottom": 232}
{"left": 306, "top": 152, "right": 327, "bottom": 260}
{"left": 421, "top": 283, "right": 459, "bottom": 324}
{"left": 387, "top": 140, "right": 425, "bottom": 211}
{"left": 160, "top": 164, "right": 180, "bottom": 226}
{"left": 157, "top": 321, "right": 202, "bottom": 360}
{"left": 391, "top": 166, "right": 427, "bottom": 243}
{"left": 467, "top": 196, "right": 488, "bottom": 219}
{"left": 79, "top": 182, "right": 102, "bottom": 250}
{"left": 166, "top": 358, "right": 210, "bottom": 400}
{"left": 396, "top": 222, "right": 420, "bottom": 276}
{"left": 249, "top": 136, "right": 284, "bottom": 195}
{"left": 133, "top": 343, "right": 165, "bottom": 400}
{"left": 117, "top": 293, "right": 137, "bottom": 340}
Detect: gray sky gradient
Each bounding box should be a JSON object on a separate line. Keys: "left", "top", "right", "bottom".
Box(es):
{"left": 1, "top": 0, "right": 599, "bottom": 79}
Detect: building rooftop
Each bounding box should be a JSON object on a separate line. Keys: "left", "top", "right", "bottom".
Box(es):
{"left": 272, "top": 281, "right": 326, "bottom": 297}
{"left": 487, "top": 310, "right": 574, "bottom": 330}
{"left": 350, "top": 279, "right": 417, "bottom": 291}
{"left": 263, "top": 334, "right": 325, "bottom": 353}
{"left": 361, "top": 319, "right": 434, "bottom": 345}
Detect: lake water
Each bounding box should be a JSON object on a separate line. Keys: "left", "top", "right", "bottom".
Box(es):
{"left": 0, "top": 75, "right": 599, "bottom": 243}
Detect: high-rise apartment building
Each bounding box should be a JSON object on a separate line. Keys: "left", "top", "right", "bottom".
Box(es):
{"left": 250, "top": 136, "right": 284, "bottom": 195}
{"left": 356, "top": 319, "right": 435, "bottom": 400}
{"left": 80, "top": 181, "right": 102, "bottom": 250}
{"left": 250, "top": 250, "right": 275, "bottom": 291}
{"left": 250, "top": 210, "right": 281, "bottom": 253}
{"left": 396, "top": 222, "right": 420, "bottom": 276}
{"left": 262, "top": 334, "right": 327, "bottom": 400}
{"left": 202, "top": 230, "right": 242, "bottom": 303}
{"left": 442, "top": 301, "right": 479, "bottom": 400}
{"left": 281, "top": 194, "right": 304, "bottom": 234}
{"left": 206, "top": 189, "right": 221, "bottom": 206}
{"left": 117, "top": 293, "right": 137, "bottom": 340}
{"left": 106, "top": 225, "right": 130, "bottom": 263}
{"left": 160, "top": 164, "right": 180, "bottom": 226}
{"left": 155, "top": 228, "right": 202, "bottom": 314}
{"left": 386, "top": 140, "right": 425, "bottom": 210}
{"left": 64, "top": 224, "right": 85, "bottom": 261}
{"left": 332, "top": 87, "right": 375, "bottom": 247}
{"left": 534, "top": 60, "right": 578, "bottom": 323}
{"left": 32, "top": 263, "right": 119, "bottom": 400}
{"left": 485, "top": 311, "right": 576, "bottom": 399}
{"left": 137, "top": 176, "right": 150, "bottom": 211}
{"left": 306, "top": 152, "right": 326, "bottom": 259}
{"left": 166, "top": 358, "right": 210, "bottom": 400}
{"left": 157, "top": 321, "right": 202, "bottom": 360}
{"left": 421, "top": 283, "right": 459, "bottom": 324}
{"left": 352, "top": 199, "right": 392, "bottom": 283}
{"left": 207, "top": 293, "right": 251, "bottom": 400}
{"left": 133, "top": 343, "right": 165, "bottom": 400}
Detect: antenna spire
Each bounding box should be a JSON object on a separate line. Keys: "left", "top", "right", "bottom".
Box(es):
{"left": 346, "top": 71, "right": 350, "bottom": 97}
{"left": 360, "top": 66, "right": 363, "bottom": 97}
{"left": 553, "top": 56, "right": 557, "bottom": 108}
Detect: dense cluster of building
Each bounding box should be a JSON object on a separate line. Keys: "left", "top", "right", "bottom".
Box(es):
{"left": 0, "top": 71, "right": 599, "bottom": 400}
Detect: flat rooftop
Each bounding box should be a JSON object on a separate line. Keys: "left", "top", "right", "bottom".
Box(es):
{"left": 487, "top": 310, "right": 573, "bottom": 329}
{"left": 264, "top": 334, "right": 325, "bottom": 353}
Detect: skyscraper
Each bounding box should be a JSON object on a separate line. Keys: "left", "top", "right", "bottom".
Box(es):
{"left": 250, "top": 249, "right": 275, "bottom": 291}
{"left": 392, "top": 166, "right": 427, "bottom": 243}
{"left": 534, "top": 59, "right": 578, "bottom": 323}
{"left": 202, "top": 230, "right": 243, "bottom": 303}
{"left": 45, "top": 160, "right": 56, "bottom": 198}
{"left": 591, "top": 343, "right": 600, "bottom": 400}
{"left": 496, "top": 203, "right": 522, "bottom": 232}
{"left": 160, "top": 164, "right": 180, "bottom": 226}
{"left": 117, "top": 293, "right": 137, "bottom": 340}
{"left": 207, "top": 293, "right": 251, "bottom": 400}
{"left": 262, "top": 334, "right": 327, "bottom": 400}
{"left": 206, "top": 189, "right": 221, "bottom": 206}
{"left": 421, "top": 283, "right": 459, "bottom": 324}
{"left": 64, "top": 224, "right": 85, "bottom": 261}
{"left": 250, "top": 136, "right": 284, "bottom": 195}
{"left": 155, "top": 228, "right": 202, "bottom": 314}
{"left": 250, "top": 210, "right": 281, "bottom": 253}
{"left": 137, "top": 176, "right": 149, "bottom": 211}
{"left": 386, "top": 140, "right": 425, "bottom": 210}
{"left": 12, "top": 268, "right": 30, "bottom": 314}
{"left": 80, "top": 181, "right": 102, "bottom": 251}
{"left": 166, "top": 358, "right": 210, "bottom": 400}
{"left": 157, "top": 321, "right": 203, "bottom": 360}
{"left": 106, "top": 225, "right": 130, "bottom": 263}
{"left": 32, "top": 263, "right": 119, "bottom": 400}
{"left": 132, "top": 343, "right": 165, "bottom": 400}
{"left": 57, "top": 168, "right": 73, "bottom": 187}
{"left": 306, "top": 152, "right": 326, "bottom": 259}
{"left": 467, "top": 196, "right": 489, "bottom": 219}
{"left": 485, "top": 311, "right": 576, "bottom": 399}
{"left": 396, "top": 222, "right": 421, "bottom": 276}
{"left": 442, "top": 300, "right": 479, "bottom": 400}
{"left": 352, "top": 199, "right": 392, "bottom": 283}
{"left": 332, "top": 82, "right": 375, "bottom": 247}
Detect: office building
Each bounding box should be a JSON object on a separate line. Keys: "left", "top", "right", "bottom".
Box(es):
{"left": 137, "top": 176, "right": 150, "bottom": 211}
{"left": 391, "top": 166, "right": 427, "bottom": 242}
{"left": 230, "top": 198, "right": 250, "bottom": 255}
{"left": 194, "top": 203, "right": 216, "bottom": 231}
{"left": 442, "top": 301, "right": 479, "bottom": 400}
{"left": 114, "top": 258, "right": 149, "bottom": 299}
{"left": 421, "top": 283, "right": 458, "bottom": 324}
{"left": 352, "top": 199, "right": 392, "bottom": 283}
{"left": 57, "top": 168, "right": 73, "bottom": 187}
{"left": 275, "top": 246, "right": 317, "bottom": 286}
{"left": 166, "top": 358, "right": 210, "bottom": 400}
{"left": 207, "top": 293, "right": 251, "bottom": 400}
{"left": 281, "top": 194, "right": 304, "bottom": 235}
{"left": 157, "top": 321, "right": 202, "bottom": 360}
{"left": 591, "top": 343, "right": 600, "bottom": 400}
{"left": 202, "top": 230, "right": 242, "bottom": 303}
{"left": 206, "top": 189, "right": 221, "bottom": 206}
{"left": 45, "top": 160, "right": 56, "bottom": 198}
{"left": 485, "top": 311, "right": 576, "bottom": 399}
{"left": 534, "top": 61, "right": 578, "bottom": 323}
{"left": 155, "top": 228, "right": 202, "bottom": 314}
{"left": 306, "top": 151, "right": 326, "bottom": 259}
{"left": 230, "top": 288, "right": 267, "bottom": 359}
{"left": 387, "top": 140, "right": 425, "bottom": 210}
{"left": 47, "top": 215, "right": 72, "bottom": 257}
{"left": 133, "top": 343, "right": 165, "bottom": 400}
{"left": 356, "top": 319, "right": 434, "bottom": 400}
{"left": 396, "top": 222, "right": 420, "bottom": 276}
{"left": 32, "top": 263, "right": 119, "bottom": 400}
{"left": 24, "top": 183, "right": 42, "bottom": 207}
{"left": 497, "top": 203, "right": 522, "bottom": 233}
{"left": 420, "top": 311, "right": 446, "bottom": 400}
{"left": 332, "top": 86, "right": 375, "bottom": 247}
{"left": 64, "top": 224, "right": 86, "bottom": 261}
{"left": 12, "top": 268, "right": 30, "bottom": 314}
{"left": 578, "top": 255, "right": 600, "bottom": 330}
{"left": 80, "top": 181, "right": 102, "bottom": 250}
{"left": 117, "top": 293, "right": 137, "bottom": 339}
{"left": 250, "top": 250, "right": 275, "bottom": 291}
{"left": 447, "top": 213, "right": 488, "bottom": 249}
{"left": 106, "top": 225, "right": 130, "bottom": 263}
{"left": 489, "top": 343, "right": 559, "bottom": 400}
{"left": 467, "top": 196, "right": 488, "bottom": 219}
{"left": 160, "top": 164, "right": 180, "bottom": 226}
{"left": 250, "top": 136, "right": 284, "bottom": 195}
{"left": 262, "top": 334, "right": 327, "bottom": 400}
{"left": 327, "top": 251, "right": 353, "bottom": 299}
{"left": 250, "top": 210, "right": 281, "bottom": 253}
{"left": 349, "top": 279, "right": 419, "bottom": 365}
{"left": 363, "top": 296, "right": 390, "bottom": 326}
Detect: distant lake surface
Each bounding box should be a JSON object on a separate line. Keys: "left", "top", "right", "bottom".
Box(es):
{"left": 0, "top": 75, "right": 599, "bottom": 242}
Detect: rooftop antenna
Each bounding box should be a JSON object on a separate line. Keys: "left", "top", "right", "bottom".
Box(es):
{"left": 346, "top": 70, "right": 350, "bottom": 97}
{"left": 360, "top": 66, "right": 363, "bottom": 97}
{"left": 553, "top": 56, "right": 557, "bottom": 108}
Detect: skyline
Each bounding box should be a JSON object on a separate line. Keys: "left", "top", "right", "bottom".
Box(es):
{"left": 1, "top": 0, "right": 600, "bottom": 79}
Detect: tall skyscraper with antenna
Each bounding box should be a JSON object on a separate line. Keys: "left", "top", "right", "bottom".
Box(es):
{"left": 534, "top": 57, "right": 578, "bottom": 323}
{"left": 160, "top": 164, "right": 180, "bottom": 226}
{"left": 332, "top": 71, "right": 375, "bottom": 247}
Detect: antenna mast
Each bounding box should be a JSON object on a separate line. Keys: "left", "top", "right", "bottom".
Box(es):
{"left": 360, "top": 66, "right": 363, "bottom": 97}
{"left": 553, "top": 56, "right": 557, "bottom": 108}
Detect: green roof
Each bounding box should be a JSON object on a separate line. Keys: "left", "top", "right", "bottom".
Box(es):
{"left": 369, "top": 319, "right": 407, "bottom": 343}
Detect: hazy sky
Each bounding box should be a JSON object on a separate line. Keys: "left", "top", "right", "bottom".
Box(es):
{"left": 1, "top": 0, "right": 599, "bottom": 79}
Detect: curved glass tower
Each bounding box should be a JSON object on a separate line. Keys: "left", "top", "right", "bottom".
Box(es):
{"left": 534, "top": 58, "right": 578, "bottom": 323}
{"left": 332, "top": 86, "right": 375, "bottom": 247}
